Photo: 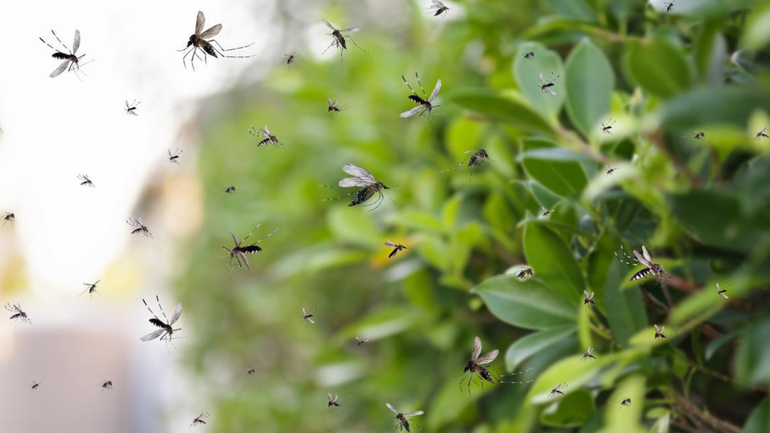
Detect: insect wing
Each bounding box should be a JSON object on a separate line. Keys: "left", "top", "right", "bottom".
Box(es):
{"left": 475, "top": 349, "right": 499, "bottom": 365}
{"left": 50, "top": 60, "right": 70, "bottom": 77}
{"left": 195, "top": 11, "right": 206, "bottom": 34}
{"left": 170, "top": 303, "right": 183, "bottom": 325}
{"left": 141, "top": 329, "right": 165, "bottom": 341}
{"left": 654, "top": 324, "right": 661, "bottom": 334}
{"left": 539, "top": 73, "right": 545, "bottom": 86}
{"left": 641, "top": 245, "right": 653, "bottom": 263}
{"left": 200, "top": 24, "right": 222, "bottom": 39}
{"left": 328, "top": 393, "right": 338, "bottom": 403}
{"left": 471, "top": 336, "right": 482, "bottom": 360}
{"left": 400, "top": 105, "right": 424, "bottom": 118}
{"left": 633, "top": 249, "right": 653, "bottom": 267}
{"left": 385, "top": 240, "right": 398, "bottom": 248}
{"left": 72, "top": 30, "right": 81, "bottom": 53}
{"left": 342, "top": 164, "right": 376, "bottom": 183}
{"left": 403, "top": 411, "right": 424, "bottom": 417}
{"left": 547, "top": 88, "right": 557, "bottom": 96}
{"left": 429, "top": 79, "right": 442, "bottom": 101}
{"left": 339, "top": 177, "right": 371, "bottom": 188}
{"left": 386, "top": 403, "right": 399, "bottom": 414}
{"left": 339, "top": 26, "right": 360, "bottom": 33}
{"left": 322, "top": 19, "right": 336, "bottom": 31}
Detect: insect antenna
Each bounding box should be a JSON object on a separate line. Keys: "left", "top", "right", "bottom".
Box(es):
{"left": 499, "top": 366, "right": 535, "bottom": 384}
{"left": 614, "top": 245, "right": 640, "bottom": 267}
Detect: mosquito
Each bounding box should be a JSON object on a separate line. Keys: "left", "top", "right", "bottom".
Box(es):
{"left": 78, "top": 174, "right": 95, "bottom": 188}
{"left": 80, "top": 280, "right": 101, "bottom": 299}
{"left": 190, "top": 412, "right": 210, "bottom": 427}
{"left": 168, "top": 149, "right": 183, "bottom": 164}
{"left": 548, "top": 382, "right": 568, "bottom": 398}
{"left": 386, "top": 403, "right": 424, "bottom": 433}
{"left": 583, "top": 290, "right": 609, "bottom": 308}
{"left": 221, "top": 222, "right": 278, "bottom": 271}
{"left": 302, "top": 308, "right": 315, "bottom": 324}
{"left": 615, "top": 245, "right": 665, "bottom": 282}
{"left": 605, "top": 166, "right": 616, "bottom": 177}
{"left": 523, "top": 51, "right": 535, "bottom": 60}
{"left": 29, "top": 381, "right": 41, "bottom": 392}
{"left": 141, "top": 296, "right": 182, "bottom": 344}
{"left": 755, "top": 127, "right": 769, "bottom": 140}
{"left": 6, "top": 303, "right": 30, "bottom": 323}
{"left": 125, "top": 100, "right": 140, "bottom": 116}
{"left": 39, "top": 29, "right": 89, "bottom": 79}
{"left": 541, "top": 207, "right": 553, "bottom": 217}
{"left": 355, "top": 337, "right": 370, "bottom": 346}
{"left": 662, "top": 0, "right": 675, "bottom": 12}
{"left": 178, "top": 11, "right": 255, "bottom": 71}
{"left": 385, "top": 240, "right": 408, "bottom": 259}
{"left": 224, "top": 185, "right": 236, "bottom": 195}
{"left": 441, "top": 149, "right": 492, "bottom": 180}
{"left": 3, "top": 212, "right": 14, "bottom": 225}
{"left": 517, "top": 267, "right": 533, "bottom": 280}
{"left": 249, "top": 125, "right": 283, "bottom": 148}
{"left": 694, "top": 131, "right": 705, "bottom": 140}
{"left": 99, "top": 380, "right": 113, "bottom": 392}
{"left": 427, "top": 0, "right": 450, "bottom": 17}
{"left": 460, "top": 336, "right": 499, "bottom": 394}
{"left": 247, "top": 368, "right": 256, "bottom": 375}
{"left": 321, "top": 19, "right": 369, "bottom": 62}
{"left": 282, "top": 52, "right": 296, "bottom": 67}
{"left": 601, "top": 119, "right": 616, "bottom": 135}
{"left": 327, "top": 394, "right": 342, "bottom": 411}
{"left": 620, "top": 397, "right": 632, "bottom": 408}
{"left": 400, "top": 73, "right": 442, "bottom": 119}
{"left": 717, "top": 282, "right": 729, "bottom": 299}
{"left": 327, "top": 98, "right": 350, "bottom": 117}
{"left": 580, "top": 347, "right": 598, "bottom": 361}
{"left": 654, "top": 324, "right": 667, "bottom": 339}
{"left": 127, "top": 218, "right": 152, "bottom": 238}
{"left": 324, "top": 164, "right": 391, "bottom": 211}
{"left": 539, "top": 73, "right": 559, "bottom": 95}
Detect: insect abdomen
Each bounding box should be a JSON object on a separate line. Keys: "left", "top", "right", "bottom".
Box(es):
{"left": 630, "top": 268, "right": 653, "bottom": 281}
{"left": 349, "top": 188, "right": 375, "bottom": 207}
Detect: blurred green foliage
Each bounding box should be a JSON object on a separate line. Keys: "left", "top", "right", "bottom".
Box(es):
{"left": 179, "top": 0, "right": 770, "bottom": 432}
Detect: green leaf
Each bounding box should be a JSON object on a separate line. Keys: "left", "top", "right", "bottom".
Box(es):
{"left": 523, "top": 223, "right": 585, "bottom": 302}
{"left": 742, "top": 0, "right": 770, "bottom": 50}
{"left": 473, "top": 275, "right": 577, "bottom": 330}
{"left": 546, "top": 0, "right": 597, "bottom": 21}
{"left": 520, "top": 139, "right": 589, "bottom": 198}
{"left": 625, "top": 38, "right": 692, "bottom": 99}
{"left": 565, "top": 39, "right": 614, "bottom": 138}
{"left": 540, "top": 389, "right": 596, "bottom": 426}
{"left": 327, "top": 206, "right": 381, "bottom": 246}
{"left": 603, "top": 261, "right": 648, "bottom": 348}
{"left": 505, "top": 325, "right": 577, "bottom": 371}
{"left": 744, "top": 397, "right": 770, "bottom": 433}
{"left": 449, "top": 90, "right": 554, "bottom": 134}
{"left": 735, "top": 319, "right": 770, "bottom": 387}
{"left": 663, "top": 87, "right": 770, "bottom": 130}
{"left": 513, "top": 42, "right": 566, "bottom": 117}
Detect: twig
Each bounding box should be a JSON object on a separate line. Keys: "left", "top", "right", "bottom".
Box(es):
{"left": 672, "top": 391, "right": 741, "bottom": 433}
{"left": 647, "top": 130, "right": 703, "bottom": 187}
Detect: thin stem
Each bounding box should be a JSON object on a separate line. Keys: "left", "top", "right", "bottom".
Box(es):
{"left": 672, "top": 391, "right": 741, "bottom": 433}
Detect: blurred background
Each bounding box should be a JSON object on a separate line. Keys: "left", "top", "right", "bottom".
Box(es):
{"left": 2, "top": 0, "right": 768, "bottom": 432}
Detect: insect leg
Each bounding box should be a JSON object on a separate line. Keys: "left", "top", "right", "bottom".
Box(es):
{"left": 321, "top": 40, "right": 337, "bottom": 55}
{"left": 401, "top": 75, "right": 420, "bottom": 98}
{"left": 344, "top": 36, "right": 369, "bottom": 55}
{"left": 254, "top": 227, "right": 278, "bottom": 244}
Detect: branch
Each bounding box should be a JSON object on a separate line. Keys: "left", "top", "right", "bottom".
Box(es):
{"left": 672, "top": 391, "right": 741, "bottom": 433}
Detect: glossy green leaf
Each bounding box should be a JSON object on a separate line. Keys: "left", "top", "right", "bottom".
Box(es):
{"left": 505, "top": 325, "right": 577, "bottom": 371}
{"left": 449, "top": 90, "right": 554, "bottom": 134}
{"left": 744, "top": 397, "right": 770, "bottom": 433}
{"left": 742, "top": 0, "right": 770, "bottom": 50}
{"left": 565, "top": 39, "right": 614, "bottom": 137}
{"left": 523, "top": 223, "right": 585, "bottom": 302}
{"left": 625, "top": 38, "right": 692, "bottom": 99}
{"left": 735, "top": 320, "right": 770, "bottom": 387}
{"left": 663, "top": 87, "right": 770, "bottom": 130}
{"left": 603, "top": 261, "right": 648, "bottom": 348}
{"left": 513, "top": 42, "right": 566, "bottom": 117}
{"left": 520, "top": 139, "right": 588, "bottom": 198}
{"left": 546, "top": 0, "right": 597, "bottom": 21}
{"left": 473, "top": 275, "right": 577, "bottom": 330}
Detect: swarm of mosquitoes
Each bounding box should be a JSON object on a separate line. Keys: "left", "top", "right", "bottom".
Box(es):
{"left": 10, "top": 2, "right": 753, "bottom": 428}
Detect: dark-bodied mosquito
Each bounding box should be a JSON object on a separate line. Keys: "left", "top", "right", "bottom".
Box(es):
{"left": 6, "top": 303, "right": 30, "bottom": 323}
{"left": 29, "top": 381, "right": 41, "bottom": 392}
{"left": 580, "top": 346, "right": 598, "bottom": 361}
{"left": 249, "top": 125, "right": 282, "bottom": 148}
{"left": 222, "top": 222, "right": 278, "bottom": 271}
{"left": 717, "top": 282, "right": 729, "bottom": 299}
{"left": 327, "top": 98, "right": 350, "bottom": 117}
{"left": 355, "top": 337, "right": 370, "bottom": 346}
{"left": 168, "top": 149, "right": 183, "bottom": 164}
{"left": 80, "top": 280, "right": 101, "bottom": 299}
{"left": 755, "top": 127, "right": 769, "bottom": 140}
{"left": 385, "top": 240, "right": 408, "bottom": 259}
{"left": 601, "top": 119, "right": 616, "bottom": 135}
{"left": 583, "top": 290, "right": 609, "bottom": 308}
{"left": 615, "top": 245, "right": 665, "bottom": 282}
{"left": 190, "top": 412, "right": 209, "bottom": 427}
{"left": 427, "top": 0, "right": 450, "bottom": 17}
{"left": 78, "top": 174, "right": 94, "bottom": 188}
{"left": 99, "top": 380, "right": 113, "bottom": 392}
{"left": 662, "top": 0, "right": 675, "bottom": 12}
{"left": 327, "top": 393, "right": 341, "bottom": 411}
{"left": 517, "top": 267, "right": 533, "bottom": 280}
{"left": 178, "top": 11, "right": 255, "bottom": 71}
{"left": 125, "top": 100, "right": 140, "bottom": 116}
{"left": 224, "top": 185, "right": 236, "bottom": 195}
{"left": 141, "top": 296, "right": 182, "bottom": 344}
{"left": 694, "top": 131, "right": 705, "bottom": 140}
{"left": 400, "top": 73, "right": 442, "bottom": 119}
{"left": 324, "top": 164, "right": 391, "bottom": 211}
{"left": 620, "top": 398, "right": 632, "bottom": 408}
{"left": 460, "top": 336, "right": 499, "bottom": 394}
{"left": 39, "top": 29, "right": 89, "bottom": 79}
{"left": 523, "top": 51, "right": 535, "bottom": 60}
{"left": 654, "top": 324, "right": 667, "bottom": 339}
{"left": 282, "top": 52, "right": 296, "bottom": 67}
{"left": 548, "top": 382, "right": 568, "bottom": 398}
{"left": 539, "top": 73, "right": 559, "bottom": 95}
{"left": 386, "top": 403, "right": 423, "bottom": 433}
{"left": 605, "top": 166, "right": 616, "bottom": 177}
{"left": 321, "top": 19, "right": 369, "bottom": 62}
{"left": 247, "top": 368, "right": 256, "bottom": 375}
{"left": 127, "top": 218, "right": 152, "bottom": 238}
{"left": 3, "top": 212, "right": 15, "bottom": 225}
{"left": 302, "top": 307, "right": 315, "bottom": 324}
{"left": 441, "top": 149, "right": 492, "bottom": 180}
{"left": 540, "top": 207, "right": 553, "bottom": 217}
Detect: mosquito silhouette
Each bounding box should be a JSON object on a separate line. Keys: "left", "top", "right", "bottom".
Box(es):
{"left": 654, "top": 324, "right": 667, "bottom": 339}
{"left": 580, "top": 347, "right": 598, "bottom": 361}
{"left": 78, "top": 174, "right": 95, "bottom": 188}
{"left": 80, "top": 280, "right": 101, "bottom": 299}
{"left": 355, "top": 337, "right": 370, "bottom": 346}
{"left": 282, "top": 52, "right": 296, "bottom": 67}
{"left": 327, "top": 394, "right": 342, "bottom": 411}
{"left": 321, "top": 19, "right": 369, "bottom": 62}
{"left": 99, "top": 380, "right": 113, "bottom": 392}
{"left": 717, "top": 282, "right": 729, "bottom": 299}
{"left": 385, "top": 240, "right": 408, "bottom": 259}
{"left": 168, "top": 149, "right": 183, "bottom": 164}
{"left": 755, "top": 127, "right": 769, "bottom": 140}
{"left": 400, "top": 73, "right": 442, "bottom": 119}
{"left": 523, "top": 51, "right": 535, "bottom": 60}
{"left": 224, "top": 185, "right": 236, "bottom": 195}
{"left": 127, "top": 218, "right": 152, "bottom": 238}
{"left": 178, "top": 11, "right": 255, "bottom": 70}
{"left": 125, "top": 100, "right": 140, "bottom": 116}
{"left": 517, "top": 267, "right": 533, "bottom": 280}
{"left": 323, "top": 164, "right": 392, "bottom": 211}
{"left": 441, "top": 149, "right": 492, "bottom": 180}
{"left": 386, "top": 403, "right": 424, "bottom": 433}
{"left": 662, "top": 0, "right": 676, "bottom": 12}
{"left": 427, "top": 0, "right": 450, "bottom": 17}
{"left": 6, "top": 303, "right": 30, "bottom": 323}
{"left": 190, "top": 412, "right": 210, "bottom": 427}
{"left": 221, "top": 223, "right": 278, "bottom": 271}
{"left": 29, "top": 381, "right": 41, "bottom": 392}
{"left": 601, "top": 119, "right": 616, "bottom": 135}
{"left": 615, "top": 245, "right": 665, "bottom": 282}
{"left": 302, "top": 308, "right": 315, "bottom": 324}
{"left": 327, "top": 98, "right": 350, "bottom": 117}
{"left": 140, "top": 296, "right": 182, "bottom": 344}
{"left": 460, "top": 336, "right": 499, "bottom": 394}
{"left": 605, "top": 166, "right": 616, "bottom": 177}
{"left": 39, "top": 29, "right": 90, "bottom": 79}
{"left": 249, "top": 125, "right": 282, "bottom": 148}
{"left": 548, "top": 382, "right": 568, "bottom": 397}
{"left": 3, "top": 213, "right": 15, "bottom": 226}
{"left": 539, "top": 73, "right": 559, "bottom": 95}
